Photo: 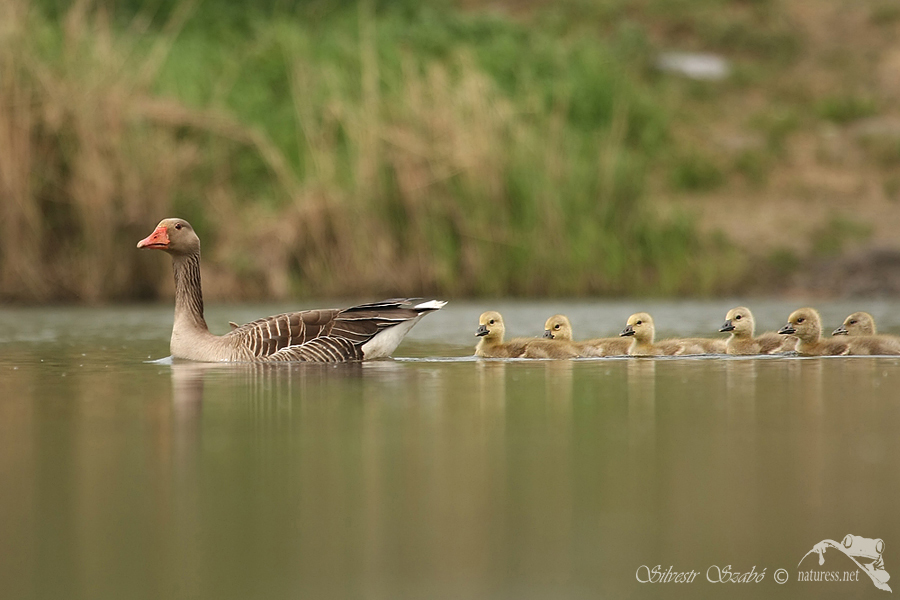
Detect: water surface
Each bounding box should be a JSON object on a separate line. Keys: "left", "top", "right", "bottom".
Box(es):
{"left": 1, "top": 300, "right": 899, "bottom": 599}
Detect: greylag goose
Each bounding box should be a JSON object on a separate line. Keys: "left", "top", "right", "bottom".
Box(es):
{"left": 542, "top": 314, "right": 630, "bottom": 356}
{"left": 718, "top": 306, "right": 796, "bottom": 355}
{"left": 832, "top": 311, "right": 876, "bottom": 336}
{"left": 137, "top": 218, "right": 445, "bottom": 362}
{"left": 778, "top": 308, "right": 900, "bottom": 355}
{"left": 620, "top": 312, "right": 726, "bottom": 356}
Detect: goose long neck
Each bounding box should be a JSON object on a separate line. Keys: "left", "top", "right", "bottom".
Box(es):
{"left": 172, "top": 252, "right": 208, "bottom": 331}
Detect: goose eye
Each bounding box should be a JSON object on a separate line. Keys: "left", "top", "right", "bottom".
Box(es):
{"left": 735, "top": 315, "right": 742, "bottom": 320}
{"left": 797, "top": 318, "right": 805, "bottom": 324}
{"left": 636, "top": 320, "right": 642, "bottom": 325}
{"left": 850, "top": 320, "right": 857, "bottom": 325}
{"left": 554, "top": 324, "right": 560, "bottom": 330}
{"left": 489, "top": 319, "right": 495, "bottom": 325}
{"left": 174, "top": 223, "right": 182, "bottom": 230}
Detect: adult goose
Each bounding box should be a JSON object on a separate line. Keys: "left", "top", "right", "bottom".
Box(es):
{"left": 137, "top": 218, "right": 445, "bottom": 362}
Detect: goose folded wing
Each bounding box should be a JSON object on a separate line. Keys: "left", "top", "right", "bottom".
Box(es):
{"left": 230, "top": 309, "right": 343, "bottom": 358}
{"left": 330, "top": 304, "right": 429, "bottom": 343}
{"left": 268, "top": 336, "right": 363, "bottom": 362}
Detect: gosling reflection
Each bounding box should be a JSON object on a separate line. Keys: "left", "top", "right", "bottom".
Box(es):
{"left": 724, "top": 360, "right": 758, "bottom": 424}
{"left": 627, "top": 360, "right": 656, "bottom": 450}
{"left": 476, "top": 360, "right": 507, "bottom": 410}
{"left": 545, "top": 359, "right": 574, "bottom": 425}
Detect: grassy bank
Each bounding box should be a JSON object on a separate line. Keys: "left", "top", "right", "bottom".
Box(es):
{"left": 2, "top": 0, "right": 754, "bottom": 302}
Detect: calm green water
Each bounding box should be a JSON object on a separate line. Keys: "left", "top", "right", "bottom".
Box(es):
{"left": 2, "top": 300, "right": 900, "bottom": 599}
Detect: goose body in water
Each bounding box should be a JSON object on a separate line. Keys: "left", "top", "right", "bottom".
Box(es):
{"left": 137, "top": 218, "right": 445, "bottom": 362}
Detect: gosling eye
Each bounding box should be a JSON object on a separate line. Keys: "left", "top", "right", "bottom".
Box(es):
{"left": 797, "top": 318, "right": 805, "bottom": 324}
{"left": 174, "top": 223, "right": 182, "bottom": 230}
{"left": 850, "top": 320, "right": 857, "bottom": 325}
{"left": 636, "top": 320, "right": 642, "bottom": 325}
{"left": 735, "top": 315, "right": 742, "bottom": 320}
{"left": 489, "top": 319, "right": 495, "bottom": 325}
{"left": 554, "top": 324, "right": 560, "bottom": 330}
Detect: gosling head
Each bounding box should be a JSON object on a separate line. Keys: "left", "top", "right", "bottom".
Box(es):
{"left": 719, "top": 306, "right": 755, "bottom": 338}
{"left": 543, "top": 314, "right": 573, "bottom": 340}
{"left": 833, "top": 311, "right": 876, "bottom": 336}
{"left": 778, "top": 307, "right": 822, "bottom": 343}
{"left": 620, "top": 312, "right": 654, "bottom": 343}
{"left": 476, "top": 311, "right": 505, "bottom": 342}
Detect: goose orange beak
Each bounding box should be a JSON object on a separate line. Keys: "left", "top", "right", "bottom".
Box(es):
{"left": 137, "top": 225, "right": 169, "bottom": 249}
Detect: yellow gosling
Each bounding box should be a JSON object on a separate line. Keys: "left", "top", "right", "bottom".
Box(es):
{"left": 620, "top": 312, "right": 726, "bottom": 356}
{"left": 542, "top": 314, "right": 630, "bottom": 356}
{"left": 475, "top": 311, "right": 533, "bottom": 358}
{"left": 522, "top": 338, "right": 581, "bottom": 359}
{"left": 718, "top": 306, "right": 795, "bottom": 355}
{"left": 832, "top": 312, "right": 876, "bottom": 336}
{"left": 778, "top": 307, "right": 900, "bottom": 355}
{"left": 831, "top": 311, "right": 900, "bottom": 350}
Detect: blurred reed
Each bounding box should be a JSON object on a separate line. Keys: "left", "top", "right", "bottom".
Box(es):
{"left": 0, "top": 0, "right": 743, "bottom": 303}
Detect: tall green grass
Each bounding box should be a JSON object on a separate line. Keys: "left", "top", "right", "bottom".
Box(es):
{"left": 0, "top": 0, "right": 745, "bottom": 302}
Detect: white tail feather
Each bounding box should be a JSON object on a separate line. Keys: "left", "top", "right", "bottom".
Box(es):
{"left": 415, "top": 300, "right": 447, "bottom": 311}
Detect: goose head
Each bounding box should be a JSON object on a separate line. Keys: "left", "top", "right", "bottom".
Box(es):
{"left": 476, "top": 311, "right": 505, "bottom": 342}
{"left": 833, "top": 311, "right": 876, "bottom": 336}
{"left": 778, "top": 307, "right": 822, "bottom": 343}
{"left": 621, "top": 312, "right": 654, "bottom": 343}
{"left": 720, "top": 306, "right": 755, "bottom": 338}
{"left": 137, "top": 218, "right": 200, "bottom": 256}
{"left": 543, "top": 314, "right": 573, "bottom": 340}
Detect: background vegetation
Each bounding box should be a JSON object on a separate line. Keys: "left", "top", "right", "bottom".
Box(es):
{"left": 2, "top": 0, "right": 898, "bottom": 302}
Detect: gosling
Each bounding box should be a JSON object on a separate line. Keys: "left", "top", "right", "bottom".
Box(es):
{"left": 475, "top": 311, "right": 533, "bottom": 358}
{"left": 778, "top": 308, "right": 900, "bottom": 356}
{"left": 542, "top": 314, "right": 630, "bottom": 357}
{"left": 718, "top": 306, "right": 796, "bottom": 355}
{"left": 832, "top": 312, "right": 876, "bottom": 336}
{"left": 620, "top": 312, "right": 726, "bottom": 356}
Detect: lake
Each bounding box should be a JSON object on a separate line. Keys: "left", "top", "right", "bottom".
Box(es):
{"left": 1, "top": 299, "right": 899, "bottom": 599}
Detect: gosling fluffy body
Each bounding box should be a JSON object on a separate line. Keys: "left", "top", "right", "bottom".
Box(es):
{"left": 719, "top": 306, "right": 795, "bottom": 355}
{"left": 474, "top": 311, "right": 531, "bottom": 358}
{"left": 778, "top": 308, "right": 900, "bottom": 356}
{"left": 542, "top": 314, "right": 630, "bottom": 357}
{"left": 620, "top": 312, "right": 726, "bottom": 356}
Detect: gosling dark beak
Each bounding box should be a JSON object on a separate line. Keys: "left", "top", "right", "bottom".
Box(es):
{"left": 620, "top": 324, "right": 635, "bottom": 337}
{"left": 832, "top": 326, "right": 848, "bottom": 336}
{"left": 476, "top": 325, "right": 490, "bottom": 337}
{"left": 719, "top": 320, "right": 734, "bottom": 333}
{"left": 777, "top": 324, "right": 796, "bottom": 335}
{"left": 543, "top": 330, "right": 554, "bottom": 339}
